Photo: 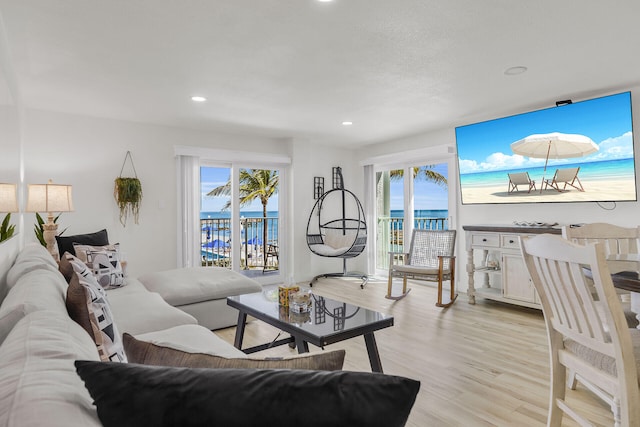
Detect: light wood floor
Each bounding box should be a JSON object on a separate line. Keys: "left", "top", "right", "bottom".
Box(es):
{"left": 214, "top": 277, "right": 613, "bottom": 427}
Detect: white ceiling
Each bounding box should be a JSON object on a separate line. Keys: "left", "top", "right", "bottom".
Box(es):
{"left": 1, "top": 0, "right": 639, "bottom": 147}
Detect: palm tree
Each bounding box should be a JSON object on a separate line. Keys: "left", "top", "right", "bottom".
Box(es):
{"left": 207, "top": 169, "right": 279, "bottom": 265}
{"left": 389, "top": 166, "right": 447, "bottom": 187}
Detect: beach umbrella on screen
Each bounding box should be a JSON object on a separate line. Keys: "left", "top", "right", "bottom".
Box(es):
{"left": 510, "top": 132, "right": 598, "bottom": 192}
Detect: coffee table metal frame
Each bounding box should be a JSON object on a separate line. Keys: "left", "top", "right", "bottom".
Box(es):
{"left": 227, "top": 291, "right": 393, "bottom": 373}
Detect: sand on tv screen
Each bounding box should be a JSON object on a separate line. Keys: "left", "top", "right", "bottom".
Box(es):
{"left": 455, "top": 91, "right": 637, "bottom": 205}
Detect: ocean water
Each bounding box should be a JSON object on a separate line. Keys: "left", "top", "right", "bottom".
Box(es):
{"left": 460, "top": 158, "right": 635, "bottom": 188}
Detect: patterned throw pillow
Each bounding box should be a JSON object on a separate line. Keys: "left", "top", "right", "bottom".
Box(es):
{"left": 66, "top": 255, "right": 127, "bottom": 362}
{"left": 123, "top": 333, "right": 345, "bottom": 370}
{"left": 73, "top": 243, "right": 125, "bottom": 289}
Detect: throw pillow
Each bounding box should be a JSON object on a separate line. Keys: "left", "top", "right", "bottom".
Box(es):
{"left": 66, "top": 256, "right": 126, "bottom": 362}
{"left": 123, "top": 333, "right": 345, "bottom": 370}
{"left": 324, "top": 228, "right": 357, "bottom": 250}
{"left": 73, "top": 243, "right": 125, "bottom": 289}
{"left": 55, "top": 229, "right": 109, "bottom": 257}
{"left": 58, "top": 252, "right": 74, "bottom": 283}
{"left": 75, "top": 360, "right": 420, "bottom": 427}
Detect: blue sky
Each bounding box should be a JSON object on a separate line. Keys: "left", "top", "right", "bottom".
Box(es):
{"left": 388, "top": 163, "right": 449, "bottom": 210}
{"left": 200, "top": 167, "right": 279, "bottom": 212}
{"left": 456, "top": 92, "right": 634, "bottom": 174}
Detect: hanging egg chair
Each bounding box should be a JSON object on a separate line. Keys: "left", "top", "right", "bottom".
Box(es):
{"left": 306, "top": 168, "right": 368, "bottom": 288}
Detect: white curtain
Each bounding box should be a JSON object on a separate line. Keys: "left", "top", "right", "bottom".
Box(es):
{"left": 363, "top": 165, "right": 376, "bottom": 276}
{"left": 176, "top": 155, "right": 200, "bottom": 267}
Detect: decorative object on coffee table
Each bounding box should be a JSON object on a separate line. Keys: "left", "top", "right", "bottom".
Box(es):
{"left": 114, "top": 151, "right": 142, "bottom": 226}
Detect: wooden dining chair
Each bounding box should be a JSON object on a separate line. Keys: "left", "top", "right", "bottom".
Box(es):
{"left": 561, "top": 223, "right": 640, "bottom": 274}
{"left": 520, "top": 234, "right": 640, "bottom": 427}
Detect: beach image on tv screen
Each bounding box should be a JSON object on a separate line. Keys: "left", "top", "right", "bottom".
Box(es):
{"left": 455, "top": 92, "right": 637, "bottom": 205}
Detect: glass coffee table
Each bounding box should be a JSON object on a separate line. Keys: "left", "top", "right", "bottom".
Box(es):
{"left": 227, "top": 286, "right": 394, "bottom": 372}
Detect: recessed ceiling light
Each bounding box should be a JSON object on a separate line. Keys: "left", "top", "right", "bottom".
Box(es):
{"left": 318, "top": 0, "right": 334, "bottom": 2}
{"left": 191, "top": 96, "right": 207, "bottom": 102}
{"left": 504, "top": 66, "right": 528, "bottom": 76}
{"left": 342, "top": 121, "right": 353, "bottom": 126}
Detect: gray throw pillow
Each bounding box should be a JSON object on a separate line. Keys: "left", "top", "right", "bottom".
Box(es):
{"left": 123, "top": 333, "right": 345, "bottom": 371}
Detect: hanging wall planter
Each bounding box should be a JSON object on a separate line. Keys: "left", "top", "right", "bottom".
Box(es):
{"left": 114, "top": 151, "right": 142, "bottom": 226}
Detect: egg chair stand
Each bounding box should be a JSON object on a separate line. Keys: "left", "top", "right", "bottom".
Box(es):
{"left": 306, "top": 172, "right": 368, "bottom": 289}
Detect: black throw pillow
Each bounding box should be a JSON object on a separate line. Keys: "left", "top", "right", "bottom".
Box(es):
{"left": 75, "top": 360, "right": 420, "bottom": 427}
{"left": 56, "top": 229, "right": 109, "bottom": 257}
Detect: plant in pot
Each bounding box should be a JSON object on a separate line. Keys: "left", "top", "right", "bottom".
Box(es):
{"left": 114, "top": 151, "right": 142, "bottom": 227}
{"left": 0, "top": 213, "right": 15, "bottom": 243}
{"left": 114, "top": 177, "right": 142, "bottom": 226}
{"left": 34, "top": 212, "right": 66, "bottom": 246}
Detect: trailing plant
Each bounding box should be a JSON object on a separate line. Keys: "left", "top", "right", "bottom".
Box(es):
{"left": 0, "top": 213, "right": 15, "bottom": 243}
{"left": 114, "top": 177, "right": 142, "bottom": 226}
{"left": 115, "top": 151, "right": 143, "bottom": 227}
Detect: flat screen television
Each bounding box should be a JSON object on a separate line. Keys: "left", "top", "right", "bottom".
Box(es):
{"left": 455, "top": 91, "right": 637, "bottom": 205}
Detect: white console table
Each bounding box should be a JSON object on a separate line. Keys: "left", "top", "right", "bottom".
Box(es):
{"left": 463, "top": 225, "right": 561, "bottom": 309}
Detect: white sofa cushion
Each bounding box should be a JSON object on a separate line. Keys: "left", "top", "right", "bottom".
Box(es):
{"left": 0, "top": 310, "right": 101, "bottom": 427}
{"left": 0, "top": 268, "right": 68, "bottom": 345}
{"left": 107, "top": 278, "right": 198, "bottom": 336}
{"left": 5, "top": 243, "right": 59, "bottom": 290}
{"left": 137, "top": 267, "right": 262, "bottom": 306}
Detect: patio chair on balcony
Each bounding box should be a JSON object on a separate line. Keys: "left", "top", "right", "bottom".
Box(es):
{"left": 263, "top": 244, "right": 279, "bottom": 273}
{"left": 387, "top": 229, "right": 457, "bottom": 306}
{"left": 306, "top": 168, "right": 368, "bottom": 288}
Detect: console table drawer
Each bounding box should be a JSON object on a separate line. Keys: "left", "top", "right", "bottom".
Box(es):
{"left": 500, "top": 234, "right": 521, "bottom": 249}
{"left": 471, "top": 234, "right": 500, "bottom": 247}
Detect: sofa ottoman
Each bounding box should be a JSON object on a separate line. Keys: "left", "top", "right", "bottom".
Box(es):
{"left": 137, "top": 267, "right": 262, "bottom": 330}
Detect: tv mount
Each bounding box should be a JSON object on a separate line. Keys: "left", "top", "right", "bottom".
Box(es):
{"left": 555, "top": 99, "right": 572, "bottom": 107}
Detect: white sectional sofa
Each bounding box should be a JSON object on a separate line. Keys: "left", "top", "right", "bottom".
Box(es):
{"left": 0, "top": 240, "right": 420, "bottom": 427}
{"left": 0, "top": 242, "right": 251, "bottom": 426}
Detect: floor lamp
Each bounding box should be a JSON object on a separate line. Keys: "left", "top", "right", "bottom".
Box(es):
{"left": 26, "top": 179, "right": 74, "bottom": 260}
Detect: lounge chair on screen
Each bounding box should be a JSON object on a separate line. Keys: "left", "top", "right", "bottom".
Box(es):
{"left": 543, "top": 167, "right": 584, "bottom": 192}
{"left": 507, "top": 172, "right": 536, "bottom": 193}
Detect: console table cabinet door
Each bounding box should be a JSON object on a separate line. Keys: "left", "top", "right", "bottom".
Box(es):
{"left": 502, "top": 252, "right": 536, "bottom": 303}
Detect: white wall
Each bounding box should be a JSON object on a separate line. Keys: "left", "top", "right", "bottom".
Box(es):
{"left": 357, "top": 85, "right": 640, "bottom": 292}
{"left": 22, "top": 109, "right": 291, "bottom": 277}
{"left": 20, "top": 109, "right": 360, "bottom": 281}
{"left": 288, "top": 139, "right": 363, "bottom": 283}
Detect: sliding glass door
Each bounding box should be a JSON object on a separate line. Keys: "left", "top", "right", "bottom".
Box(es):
{"left": 200, "top": 164, "right": 282, "bottom": 282}
{"left": 375, "top": 162, "right": 450, "bottom": 272}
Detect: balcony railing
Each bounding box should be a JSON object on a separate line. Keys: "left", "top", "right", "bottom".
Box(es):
{"left": 200, "top": 217, "right": 279, "bottom": 271}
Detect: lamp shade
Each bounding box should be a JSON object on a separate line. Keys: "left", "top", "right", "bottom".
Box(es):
{"left": 0, "top": 183, "right": 18, "bottom": 213}
{"left": 26, "top": 181, "right": 74, "bottom": 213}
